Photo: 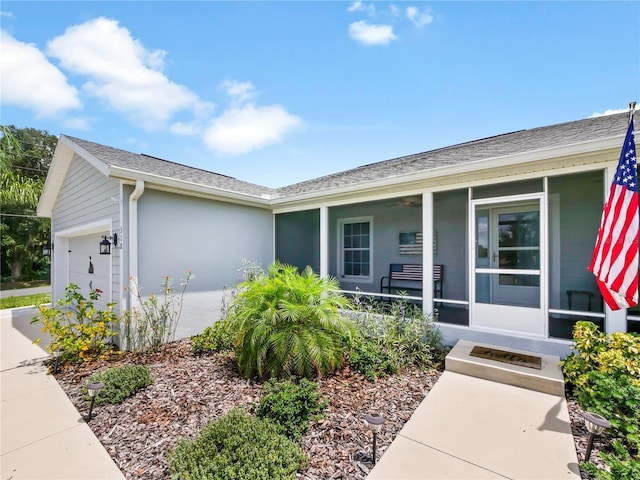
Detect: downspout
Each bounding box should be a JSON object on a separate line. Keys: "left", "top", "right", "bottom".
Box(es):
{"left": 128, "top": 180, "right": 145, "bottom": 290}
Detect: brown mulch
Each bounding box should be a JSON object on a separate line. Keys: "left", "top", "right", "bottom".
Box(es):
{"left": 53, "top": 340, "right": 608, "bottom": 480}
{"left": 53, "top": 339, "right": 440, "bottom": 480}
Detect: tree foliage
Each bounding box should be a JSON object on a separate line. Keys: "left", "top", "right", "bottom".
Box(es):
{"left": 1, "top": 125, "right": 56, "bottom": 281}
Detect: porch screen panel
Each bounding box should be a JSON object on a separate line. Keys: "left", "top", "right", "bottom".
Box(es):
{"left": 433, "top": 189, "right": 469, "bottom": 326}
{"left": 547, "top": 171, "right": 605, "bottom": 339}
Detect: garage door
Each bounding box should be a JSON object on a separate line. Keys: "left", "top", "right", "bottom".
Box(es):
{"left": 68, "top": 234, "right": 111, "bottom": 308}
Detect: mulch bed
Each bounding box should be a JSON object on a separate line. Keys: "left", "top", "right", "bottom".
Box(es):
{"left": 53, "top": 339, "right": 606, "bottom": 479}
{"left": 53, "top": 339, "right": 440, "bottom": 479}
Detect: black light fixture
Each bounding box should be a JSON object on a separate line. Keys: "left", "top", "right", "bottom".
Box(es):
{"left": 42, "top": 244, "right": 51, "bottom": 256}
{"left": 364, "top": 413, "right": 385, "bottom": 465}
{"left": 582, "top": 411, "right": 610, "bottom": 460}
{"left": 84, "top": 381, "right": 105, "bottom": 422}
{"left": 52, "top": 348, "right": 62, "bottom": 374}
{"left": 99, "top": 233, "right": 117, "bottom": 255}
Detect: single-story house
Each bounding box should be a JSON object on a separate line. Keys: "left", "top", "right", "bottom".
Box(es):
{"left": 37, "top": 111, "right": 639, "bottom": 357}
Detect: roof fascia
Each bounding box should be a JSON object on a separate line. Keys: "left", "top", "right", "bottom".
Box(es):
{"left": 271, "top": 135, "right": 624, "bottom": 207}
{"left": 110, "top": 166, "right": 272, "bottom": 208}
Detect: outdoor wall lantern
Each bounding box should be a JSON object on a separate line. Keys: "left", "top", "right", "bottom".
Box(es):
{"left": 42, "top": 244, "right": 51, "bottom": 256}
{"left": 582, "top": 411, "right": 610, "bottom": 460}
{"left": 99, "top": 233, "right": 117, "bottom": 255}
{"left": 84, "top": 381, "right": 105, "bottom": 422}
{"left": 364, "top": 413, "right": 385, "bottom": 465}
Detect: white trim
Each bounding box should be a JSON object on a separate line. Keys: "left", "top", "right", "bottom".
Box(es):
{"left": 56, "top": 219, "right": 112, "bottom": 237}
{"left": 336, "top": 216, "right": 374, "bottom": 283}
{"left": 320, "top": 207, "right": 329, "bottom": 277}
{"left": 422, "top": 191, "right": 434, "bottom": 312}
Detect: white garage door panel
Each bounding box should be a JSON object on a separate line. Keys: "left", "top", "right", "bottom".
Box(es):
{"left": 68, "top": 235, "right": 111, "bottom": 307}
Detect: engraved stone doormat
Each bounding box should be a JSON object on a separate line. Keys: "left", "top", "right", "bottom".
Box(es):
{"left": 470, "top": 346, "right": 542, "bottom": 370}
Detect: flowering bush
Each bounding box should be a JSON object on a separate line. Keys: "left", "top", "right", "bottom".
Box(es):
{"left": 120, "top": 271, "right": 193, "bottom": 352}
{"left": 31, "top": 283, "right": 117, "bottom": 364}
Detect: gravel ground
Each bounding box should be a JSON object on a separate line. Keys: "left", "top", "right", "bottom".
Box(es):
{"left": 53, "top": 339, "right": 605, "bottom": 479}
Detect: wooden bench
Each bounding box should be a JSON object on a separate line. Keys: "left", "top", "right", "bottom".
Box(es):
{"left": 380, "top": 263, "right": 443, "bottom": 298}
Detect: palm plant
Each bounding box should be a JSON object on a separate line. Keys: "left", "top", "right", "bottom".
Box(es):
{"left": 228, "top": 261, "right": 353, "bottom": 380}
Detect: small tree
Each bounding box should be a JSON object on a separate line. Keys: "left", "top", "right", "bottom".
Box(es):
{"left": 229, "top": 261, "right": 353, "bottom": 380}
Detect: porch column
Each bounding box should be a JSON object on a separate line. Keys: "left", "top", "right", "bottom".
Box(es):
{"left": 603, "top": 165, "right": 629, "bottom": 333}
{"left": 422, "top": 192, "right": 434, "bottom": 313}
{"left": 320, "top": 206, "right": 329, "bottom": 278}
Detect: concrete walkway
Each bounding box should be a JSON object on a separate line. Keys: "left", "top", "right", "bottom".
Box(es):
{"left": 368, "top": 341, "right": 580, "bottom": 479}
{"left": 1, "top": 307, "right": 124, "bottom": 480}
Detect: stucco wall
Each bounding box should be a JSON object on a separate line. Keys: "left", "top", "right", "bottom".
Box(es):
{"left": 134, "top": 188, "right": 273, "bottom": 338}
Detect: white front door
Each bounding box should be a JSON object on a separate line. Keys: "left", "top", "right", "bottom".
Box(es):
{"left": 472, "top": 195, "right": 545, "bottom": 337}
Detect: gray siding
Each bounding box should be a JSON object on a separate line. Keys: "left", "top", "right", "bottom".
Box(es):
{"left": 135, "top": 189, "right": 273, "bottom": 338}
{"left": 52, "top": 154, "right": 121, "bottom": 306}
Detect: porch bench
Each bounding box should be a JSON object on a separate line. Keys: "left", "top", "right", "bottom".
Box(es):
{"left": 380, "top": 264, "right": 443, "bottom": 298}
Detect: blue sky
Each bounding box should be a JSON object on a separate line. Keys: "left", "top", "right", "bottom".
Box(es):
{"left": 1, "top": 1, "right": 639, "bottom": 188}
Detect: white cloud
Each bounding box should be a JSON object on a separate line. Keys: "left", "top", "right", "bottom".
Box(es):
{"left": 347, "top": 1, "right": 375, "bottom": 16}
{"left": 0, "top": 30, "right": 81, "bottom": 116}
{"left": 349, "top": 21, "right": 396, "bottom": 46}
{"left": 203, "top": 104, "right": 304, "bottom": 154}
{"left": 389, "top": 5, "right": 400, "bottom": 17}
{"left": 406, "top": 6, "right": 434, "bottom": 28}
{"left": 590, "top": 108, "right": 629, "bottom": 118}
{"left": 1, "top": 11, "right": 14, "bottom": 18}
{"left": 62, "top": 117, "right": 92, "bottom": 131}
{"left": 219, "top": 79, "right": 256, "bottom": 104}
{"left": 46, "top": 17, "right": 214, "bottom": 130}
{"left": 169, "top": 121, "right": 203, "bottom": 136}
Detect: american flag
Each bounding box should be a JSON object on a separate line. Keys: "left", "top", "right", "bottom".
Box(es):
{"left": 589, "top": 117, "right": 638, "bottom": 310}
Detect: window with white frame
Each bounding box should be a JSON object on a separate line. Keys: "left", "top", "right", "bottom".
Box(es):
{"left": 338, "top": 217, "right": 372, "bottom": 281}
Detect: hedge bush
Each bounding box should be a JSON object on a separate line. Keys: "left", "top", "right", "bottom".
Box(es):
{"left": 256, "top": 378, "right": 327, "bottom": 440}
{"left": 85, "top": 364, "right": 153, "bottom": 405}
{"left": 168, "top": 408, "right": 307, "bottom": 480}
{"left": 191, "top": 319, "right": 236, "bottom": 355}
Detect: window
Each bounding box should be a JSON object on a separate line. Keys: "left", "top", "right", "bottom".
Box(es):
{"left": 339, "top": 217, "right": 372, "bottom": 281}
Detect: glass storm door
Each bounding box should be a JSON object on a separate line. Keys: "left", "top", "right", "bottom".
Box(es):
{"left": 472, "top": 197, "right": 545, "bottom": 337}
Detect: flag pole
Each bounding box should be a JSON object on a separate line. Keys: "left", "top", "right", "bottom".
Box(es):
{"left": 630, "top": 101, "right": 637, "bottom": 125}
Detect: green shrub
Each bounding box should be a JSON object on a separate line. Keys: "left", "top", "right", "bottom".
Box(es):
{"left": 344, "top": 297, "right": 446, "bottom": 379}
{"left": 560, "top": 321, "right": 640, "bottom": 391}
{"left": 31, "top": 283, "right": 117, "bottom": 363}
{"left": 583, "top": 440, "right": 640, "bottom": 480}
{"left": 168, "top": 408, "right": 307, "bottom": 480}
{"left": 576, "top": 371, "right": 640, "bottom": 452}
{"left": 85, "top": 364, "right": 153, "bottom": 406}
{"left": 256, "top": 378, "right": 328, "bottom": 440}
{"left": 229, "top": 261, "right": 354, "bottom": 380}
{"left": 344, "top": 332, "right": 398, "bottom": 381}
{"left": 191, "top": 319, "right": 236, "bottom": 355}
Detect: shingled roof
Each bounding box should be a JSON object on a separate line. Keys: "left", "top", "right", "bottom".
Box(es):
{"left": 276, "top": 112, "right": 630, "bottom": 196}
{"left": 63, "top": 135, "right": 275, "bottom": 198}
{"left": 63, "top": 112, "right": 630, "bottom": 201}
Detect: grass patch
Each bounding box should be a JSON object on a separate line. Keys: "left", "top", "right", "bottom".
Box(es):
{"left": 1, "top": 293, "right": 50, "bottom": 309}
